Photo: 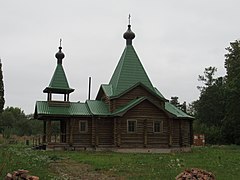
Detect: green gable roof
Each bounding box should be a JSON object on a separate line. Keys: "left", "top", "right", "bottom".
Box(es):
{"left": 109, "top": 45, "right": 155, "bottom": 97}
{"left": 44, "top": 64, "right": 74, "bottom": 94}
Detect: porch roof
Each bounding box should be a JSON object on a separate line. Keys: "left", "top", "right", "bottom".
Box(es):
{"left": 35, "top": 101, "right": 91, "bottom": 116}
{"left": 35, "top": 100, "right": 111, "bottom": 118}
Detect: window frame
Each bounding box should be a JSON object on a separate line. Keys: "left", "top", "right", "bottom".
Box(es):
{"left": 127, "top": 119, "right": 137, "bottom": 133}
{"left": 79, "top": 120, "right": 88, "bottom": 133}
{"left": 153, "top": 120, "right": 163, "bottom": 133}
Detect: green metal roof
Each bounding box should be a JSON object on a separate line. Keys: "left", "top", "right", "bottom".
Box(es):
{"left": 165, "top": 102, "right": 194, "bottom": 119}
{"left": 35, "top": 100, "right": 111, "bottom": 117}
{"left": 113, "top": 97, "right": 146, "bottom": 116}
{"left": 101, "top": 84, "right": 113, "bottom": 97}
{"left": 43, "top": 64, "right": 74, "bottom": 94}
{"left": 109, "top": 45, "right": 155, "bottom": 97}
{"left": 154, "top": 88, "right": 165, "bottom": 98}
{"left": 35, "top": 101, "right": 91, "bottom": 116}
{"left": 86, "top": 100, "right": 110, "bottom": 116}
{"left": 35, "top": 99, "right": 193, "bottom": 119}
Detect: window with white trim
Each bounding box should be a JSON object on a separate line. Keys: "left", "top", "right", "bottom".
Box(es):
{"left": 153, "top": 120, "right": 163, "bottom": 133}
{"left": 127, "top": 120, "right": 137, "bottom": 133}
{"left": 79, "top": 121, "right": 88, "bottom": 133}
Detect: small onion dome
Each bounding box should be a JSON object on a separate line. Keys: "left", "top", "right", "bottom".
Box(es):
{"left": 55, "top": 47, "right": 65, "bottom": 64}
{"left": 123, "top": 25, "right": 135, "bottom": 45}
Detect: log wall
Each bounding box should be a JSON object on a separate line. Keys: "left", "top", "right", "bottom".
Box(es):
{"left": 171, "top": 119, "right": 191, "bottom": 147}
{"left": 97, "top": 118, "right": 114, "bottom": 146}
{"left": 119, "top": 100, "right": 169, "bottom": 148}
{"left": 111, "top": 86, "right": 165, "bottom": 112}
{"left": 70, "top": 118, "right": 93, "bottom": 146}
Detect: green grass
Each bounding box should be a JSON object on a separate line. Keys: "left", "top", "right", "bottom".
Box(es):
{"left": 65, "top": 146, "right": 240, "bottom": 179}
{"left": 0, "top": 144, "right": 57, "bottom": 179}
{"left": 0, "top": 145, "right": 240, "bottom": 179}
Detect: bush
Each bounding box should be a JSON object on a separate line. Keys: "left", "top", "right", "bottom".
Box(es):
{"left": 193, "top": 120, "right": 223, "bottom": 144}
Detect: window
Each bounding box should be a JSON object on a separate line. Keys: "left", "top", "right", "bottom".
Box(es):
{"left": 79, "top": 121, "right": 88, "bottom": 133}
{"left": 127, "top": 120, "right": 137, "bottom": 133}
{"left": 153, "top": 120, "right": 163, "bottom": 133}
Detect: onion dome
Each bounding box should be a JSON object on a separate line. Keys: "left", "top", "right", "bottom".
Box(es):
{"left": 123, "top": 25, "right": 135, "bottom": 45}
{"left": 55, "top": 46, "right": 65, "bottom": 64}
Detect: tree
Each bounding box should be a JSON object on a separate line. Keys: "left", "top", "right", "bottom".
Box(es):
{"left": 170, "top": 96, "right": 180, "bottom": 107}
{"left": 197, "top": 66, "right": 217, "bottom": 93}
{"left": 193, "top": 67, "right": 226, "bottom": 144}
{"left": 223, "top": 40, "right": 240, "bottom": 144}
{"left": 0, "top": 59, "right": 4, "bottom": 113}
{"left": 0, "top": 107, "right": 43, "bottom": 136}
{"left": 170, "top": 96, "right": 187, "bottom": 112}
{"left": 195, "top": 77, "right": 226, "bottom": 127}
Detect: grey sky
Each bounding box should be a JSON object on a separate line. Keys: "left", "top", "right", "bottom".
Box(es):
{"left": 0, "top": 0, "right": 239, "bottom": 114}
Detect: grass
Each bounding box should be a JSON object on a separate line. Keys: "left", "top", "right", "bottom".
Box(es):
{"left": 64, "top": 146, "right": 240, "bottom": 179}
{"left": 0, "top": 145, "right": 240, "bottom": 179}
{"left": 0, "top": 144, "right": 57, "bottom": 179}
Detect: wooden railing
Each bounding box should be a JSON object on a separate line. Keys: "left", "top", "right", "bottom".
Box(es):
{"left": 32, "top": 133, "right": 70, "bottom": 146}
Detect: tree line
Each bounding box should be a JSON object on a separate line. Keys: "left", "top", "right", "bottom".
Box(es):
{"left": 191, "top": 40, "right": 240, "bottom": 145}
{"left": 0, "top": 107, "right": 43, "bottom": 137}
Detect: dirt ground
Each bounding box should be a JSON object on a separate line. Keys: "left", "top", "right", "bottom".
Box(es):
{"left": 49, "top": 159, "right": 123, "bottom": 180}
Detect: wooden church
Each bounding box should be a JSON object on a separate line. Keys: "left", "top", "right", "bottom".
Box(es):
{"left": 34, "top": 22, "right": 193, "bottom": 151}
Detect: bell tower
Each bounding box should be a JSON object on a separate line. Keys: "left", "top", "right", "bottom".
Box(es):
{"left": 43, "top": 40, "right": 74, "bottom": 102}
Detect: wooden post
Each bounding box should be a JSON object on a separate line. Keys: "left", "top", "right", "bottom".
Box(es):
{"left": 114, "top": 118, "right": 117, "bottom": 146}
{"left": 168, "top": 119, "right": 172, "bottom": 147}
{"left": 69, "top": 119, "right": 75, "bottom": 146}
{"left": 143, "top": 119, "right": 147, "bottom": 147}
{"left": 95, "top": 119, "right": 99, "bottom": 146}
{"left": 47, "top": 120, "right": 52, "bottom": 143}
{"left": 189, "top": 120, "right": 193, "bottom": 146}
{"left": 54, "top": 135, "right": 57, "bottom": 142}
{"left": 117, "top": 118, "right": 121, "bottom": 147}
{"left": 179, "top": 120, "right": 182, "bottom": 147}
{"left": 43, "top": 121, "right": 46, "bottom": 143}
{"left": 35, "top": 138, "right": 37, "bottom": 146}
{"left": 91, "top": 117, "right": 95, "bottom": 146}
{"left": 38, "top": 135, "right": 41, "bottom": 145}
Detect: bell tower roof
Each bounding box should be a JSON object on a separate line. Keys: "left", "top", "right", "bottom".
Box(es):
{"left": 43, "top": 41, "right": 74, "bottom": 94}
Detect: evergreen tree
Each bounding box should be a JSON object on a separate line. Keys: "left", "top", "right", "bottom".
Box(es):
{"left": 0, "top": 59, "right": 4, "bottom": 113}
{"left": 223, "top": 40, "right": 240, "bottom": 144}
{"left": 194, "top": 67, "right": 226, "bottom": 144}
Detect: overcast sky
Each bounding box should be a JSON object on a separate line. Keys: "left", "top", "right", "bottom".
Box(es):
{"left": 1, "top": 0, "right": 239, "bottom": 114}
